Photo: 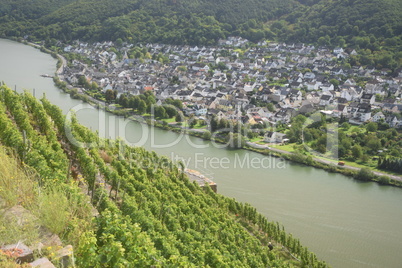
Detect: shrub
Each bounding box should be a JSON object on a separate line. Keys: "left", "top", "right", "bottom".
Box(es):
{"left": 355, "top": 167, "right": 374, "bottom": 181}
{"left": 378, "top": 175, "right": 391, "bottom": 185}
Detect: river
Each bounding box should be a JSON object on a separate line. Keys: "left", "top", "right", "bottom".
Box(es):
{"left": 1, "top": 38, "right": 402, "bottom": 268}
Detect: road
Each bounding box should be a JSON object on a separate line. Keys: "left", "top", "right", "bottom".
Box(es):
{"left": 56, "top": 53, "right": 67, "bottom": 75}
{"left": 247, "top": 142, "right": 402, "bottom": 183}
{"left": 29, "top": 42, "right": 67, "bottom": 77}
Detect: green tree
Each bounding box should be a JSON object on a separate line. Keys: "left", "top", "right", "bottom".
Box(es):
{"left": 267, "top": 103, "right": 275, "bottom": 112}
{"left": 341, "top": 122, "right": 351, "bottom": 130}
{"left": 118, "top": 95, "right": 129, "bottom": 107}
{"left": 164, "top": 106, "right": 178, "bottom": 118}
{"left": 210, "top": 116, "right": 219, "bottom": 132}
{"left": 130, "top": 96, "right": 140, "bottom": 109}
{"left": 175, "top": 112, "right": 184, "bottom": 123}
{"left": 355, "top": 167, "right": 374, "bottom": 181}
{"left": 105, "top": 89, "right": 117, "bottom": 102}
{"left": 365, "top": 122, "right": 378, "bottom": 132}
{"left": 352, "top": 145, "right": 363, "bottom": 159}
{"left": 189, "top": 117, "right": 197, "bottom": 128}
{"left": 137, "top": 100, "right": 147, "bottom": 114}
{"left": 203, "top": 130, "right": 212, "bottom": 140}
{"left": 154, "top": 106, "right": 167, "bottom": 119}
{"left": 366, "top": 138, "right": 381, "bottom": 153}
{"left": 91, "top": 81, "right": 99, "bottom": 90}
{"left": 78, "top": 75, "right": 88, "bottom": 87}
{"left": 378, "top": 175, "right": 390, "bottom": 185}
{"left": 329, "top": 79, "right": 340, "bottom": 88}
{"left": 227, "top": 133, "right": 245, "bottom": 149}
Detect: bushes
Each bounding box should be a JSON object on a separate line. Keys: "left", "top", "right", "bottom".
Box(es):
{"left": 355, "top": 167, "right": 375, "bottom": 181}
{"left": 378, "top": 175, "right": 391, "bottom": 185}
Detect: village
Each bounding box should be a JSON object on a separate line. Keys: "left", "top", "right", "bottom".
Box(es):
{"left": 58, "top": 37, "right": 402, "bottom": 143}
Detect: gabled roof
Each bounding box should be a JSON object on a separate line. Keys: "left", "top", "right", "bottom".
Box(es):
{"left": 361, "top": 93, "right": 374, "bottom": 99}
{"left": 320, "top": 95, "right": 332, "bottom": 101}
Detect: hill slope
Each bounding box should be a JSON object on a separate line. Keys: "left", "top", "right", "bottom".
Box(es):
{"left": 0, "top": 0, "right": 299, "bottom": 44}
{"left": 0, "top": 86, "right": 328, "bottom": 266}
{"left": 0, "top": 0, "right": 401, "bottom": 55}
{"left": 283, "top": 0, "right": 402, "bottom": 48}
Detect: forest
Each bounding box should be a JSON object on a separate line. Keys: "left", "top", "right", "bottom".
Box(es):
{"left": 0, "top": 85, "right": 329, "bottom": 266}
{"left": 0, "top": 0, "right": 401, "bottom": 69}
{"left": 0, "top": 0, "right": 295, "bottom": 44}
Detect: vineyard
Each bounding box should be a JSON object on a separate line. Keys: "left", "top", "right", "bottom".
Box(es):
{"left": 0, "top": 85, "right": 328, "bottom": 267}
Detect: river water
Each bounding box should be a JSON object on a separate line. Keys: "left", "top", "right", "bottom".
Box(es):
{"left": 1, "top": 38, "right": 402, "bottom": 268}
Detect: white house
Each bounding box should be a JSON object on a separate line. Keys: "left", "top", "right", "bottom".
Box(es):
{"left": 320, "top": 94, "right": 333, "bottom": 106}
{"left": 360, "top": 93, "right": 375, "bottom": 105}
{"left": 306, "top": 81, "right": 320, "bottom": 91}
{"left": 333, "top": 47, "right": 344, "bottom": 55}
{"left": 194, "top": 105, "right": 207, "bottom": 116}
{"left": 264, "top": 132, "right": 288, "bottom": 143}
{"left": 372, "top": 112, "right": 385, "bottom": 123}
{"left": 385, "top": 116, "right": 399, "bottom": 127}
{"left": 355, "top": 104, "right": 372, "bottom": 122}
{"left": 321, "top": 83, "right": 334, "bottom": 92}
{"left": 332, "top": 104, "right": 348, "bottom": 118}
{"left": 304, "top": 72, "right": 316, "bottom": 79}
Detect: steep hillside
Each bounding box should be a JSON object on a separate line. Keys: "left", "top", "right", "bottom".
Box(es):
{"left": 1, "top": 0, "right": 401, "bottom": 56}
{"left": 283, "top": 0, "right": 402, "bottom": 46}
{"left": 0, "top": 0, "right": 75, "bottom": 19}
{"left": 279, "top": 0, "right": 402, "bottom": 69}
{"left": 0, "top": 0, "right": 299, "bottom": 44}
{"left": 0, "top": 85, "right": 328, "bottom": 266}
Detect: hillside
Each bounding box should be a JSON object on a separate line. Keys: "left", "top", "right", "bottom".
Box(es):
{"left": 280, "top": 0, "right": 402, "bottom": 68}
{"left": 1, "top": 0, "right": 402, "bottom": 52}
{"left": 0, "top": 0, "right": 75, "bottom": 20}
{"left": 0, "top": 85, "right": 328, "bottom": 266}
{"left": 1, "top": 0, "right": 401, "bottom": 69}
{"left": 0, "top": 0, "right": 299, "bottom": 44}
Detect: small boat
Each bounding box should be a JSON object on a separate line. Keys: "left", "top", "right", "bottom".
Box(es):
{"left": 40, "top": 74, "right": 53, "bottom": 78}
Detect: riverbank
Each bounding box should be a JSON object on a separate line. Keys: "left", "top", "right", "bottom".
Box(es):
{"left": 69, "top": 91, "right": 402, "bottom": 187}
{"left": 67, "top": 89, "right": 402, "bottom": 187}
{"left": 22, "top": 39, "right": 402, "bottom": 188}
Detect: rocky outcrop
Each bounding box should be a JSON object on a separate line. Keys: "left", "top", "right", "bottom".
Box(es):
{"left": 0, "top": 205, "right": 73, "bottom": 267}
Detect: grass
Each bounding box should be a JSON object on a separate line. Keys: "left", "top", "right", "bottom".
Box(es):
{"left": 281, "top": 142, "right": 402, "bottom": 177}
{"left": 192, "top": 123, "right": 207, "bottom": 129}
{"left": 0, "top": 145, "right": 93, "bottom": 247}
{"left": 343, "top": 125, "right": 365, "bottom": 135}
{"left": 272, "top": 143, "right": 295, "bottom": 152}
{"left": 248, "top": 137, "right": 264, "bottom": 143}
{"left": 248, "top": 137, "right": 259, "bottom": 143}
{"left": 0, "top": 208, "right": 40, "bottom": 246}
{"left": 161, "top": 117, "right": 176, "bottom": 124}
{"left": 34, "top": 187, "right": 71, "bottom": 235}
{"left": 312, "top": 154, "right": 401, "bottom": 176}
{"left": 0, "top": 147, "right": 36, "bottom": 208}
{"left": 0, "top": 146, "right": 40, "bottom": 245}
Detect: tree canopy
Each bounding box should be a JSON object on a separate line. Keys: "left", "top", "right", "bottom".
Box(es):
{"left": 1, "top": 0, "right": 401, "bottom": 68}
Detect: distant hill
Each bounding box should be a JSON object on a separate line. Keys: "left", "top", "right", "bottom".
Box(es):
{"left": 1, "top": 0, "right": 401, "bottom": 45}
{"left": 281, "top": 0, "right": 402, "bottom": 69}
{"left": 0, "top": 0, "right": 299, "bottom": 44}
{"left": 0, "top": 0, "right": 75, "bottom": 19}
{"left": 0, "top": 0, "right": 401, "bottom": 67}
{"left": 283, "top": 0, "right": 402, "bottom": 46}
